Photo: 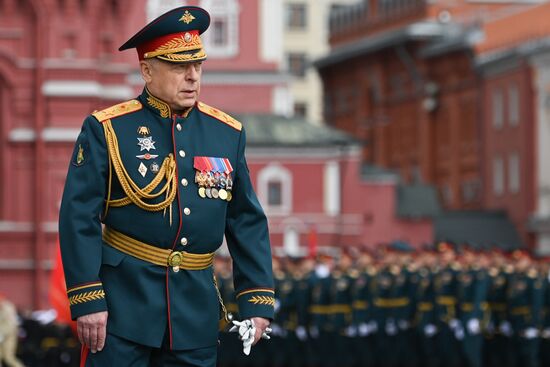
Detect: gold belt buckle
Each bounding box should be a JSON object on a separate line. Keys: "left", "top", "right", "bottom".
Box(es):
{"left": 168, "top": 251, "right": 183, "bottom": 272}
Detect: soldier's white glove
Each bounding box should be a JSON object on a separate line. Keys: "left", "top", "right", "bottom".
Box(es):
{"left": 385, "top": 319, "right": 397, "bottom": 336}
{"left": 398, "top": 320, "right": 410, "bottom": 330}
{"left": 274, "top": 299, "right": 281, "bottom": 313}
{"left": 454, "top": 326, "right": 465, "bottom": 340}
{"left": 309, "top": 325, "right": 320, "bottom": 339}
{"left": 523, "top": 327, "right": 539, "bottom": 339}
{"left": 424, "top": 324, "right": 437, "bottom": 337}
{"left": 541, "top": 328, "right": 550, "bottom": 339}
{"left": 449, "top": 318, "right": 460, "bottom": 330}
{"left": 499, "top": 321, "right": 512, "bottom": 337}
{"left": 367, "top": 320, "right": 378, "bottom": 334}
{"left": 295, "top": 326, "right": 308, "bottom": 341}
{"left": 229, "top": 319, "right": 271, "bottom": 355}
{"left": 467, "top": 319, "right": 480, "bottom": 335}
{"left": 358, "top": 323, "right": 369, "bottom": 336}
{"left": 344, "top": 325, "right": 357, "bottom": 337}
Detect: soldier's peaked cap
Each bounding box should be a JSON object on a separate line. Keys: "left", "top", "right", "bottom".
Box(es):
{"left": 119, "top": 6, "right": 210, "bottom": 63}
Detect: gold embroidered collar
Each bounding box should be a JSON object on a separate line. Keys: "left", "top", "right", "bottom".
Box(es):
{"left": 143, "top": 88, "right": 171, "bottom": 118}
{"left": 141, "top": 88, "right": 194, "bottom": 119}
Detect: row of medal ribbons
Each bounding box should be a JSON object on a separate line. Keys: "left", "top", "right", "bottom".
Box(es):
{"left": 194, "top": 156, "right": 234, "bottom": 201}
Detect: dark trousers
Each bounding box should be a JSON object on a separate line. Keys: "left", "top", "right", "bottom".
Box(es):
{"left": 81, "top": 332, "right": 217, "bottom": 367}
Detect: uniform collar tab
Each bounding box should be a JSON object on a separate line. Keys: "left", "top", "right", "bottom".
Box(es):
{"left": 141, "top": 88, "right": 172, "bottom": 118}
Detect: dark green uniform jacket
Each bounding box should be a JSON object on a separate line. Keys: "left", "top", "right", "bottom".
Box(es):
{"left": 59, "top": 88, "right": 274, "bottom": 350}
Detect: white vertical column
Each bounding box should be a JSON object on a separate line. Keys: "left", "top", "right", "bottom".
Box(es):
{"left": 260, "top": 0, "right": 283, "bottom": 64}
{"left": 324, "top": 160, "right": 341, "bottom": 216}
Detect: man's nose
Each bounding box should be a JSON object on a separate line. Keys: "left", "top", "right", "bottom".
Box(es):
{"left": 186, "top": 66, "right": 199, "bottom": 81}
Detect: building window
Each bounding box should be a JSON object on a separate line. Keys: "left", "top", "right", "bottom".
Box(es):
{"left": 267, "top": 181, "right": 282, "bottom": 206}
{"left": 287, "top": 53, "right": 307, "bottom": 78}
{"left": 199, "top": 0, "right": 240, "bottom": 58}
{"left": 258, "top": 164, "right": 292, "bottom": 215}
{"left": 493, "top": 156, "right": 504, "bottom": 196}
{"left": 509, "top": 152, "right": 520, "bottom": 194}
{"left": 461, "top": 179, "right": 480, "bottom": 203}
{"left": 508, "top": 83, "right": 520, "bottom": 127}
{"left": 294, "top": 102, "right": 307, "bottom": 118}
{"left": 286, "top": 3, "right": 307, "bottom": 29}
{"left": 212, "top": 19, "right": 228, "bottom": 46}
{"left": 492, "top": 88, "right": 504, "bottom": 129}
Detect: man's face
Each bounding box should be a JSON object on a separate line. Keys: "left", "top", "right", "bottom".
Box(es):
{"left": 141, "top": 59, "right": 202, "bottom": 112}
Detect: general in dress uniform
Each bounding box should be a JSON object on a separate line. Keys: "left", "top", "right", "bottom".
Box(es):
{"left": 58, "top": 6, "right": 274, "bottom": 367}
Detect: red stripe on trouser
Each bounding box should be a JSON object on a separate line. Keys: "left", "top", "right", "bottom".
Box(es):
{"left": 80, "top": 345, "right": 90, "bottom": 367}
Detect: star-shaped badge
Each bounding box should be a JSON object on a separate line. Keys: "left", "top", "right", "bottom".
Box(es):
{"left": 137, "top": 136, "right": 156, "bottom": 151}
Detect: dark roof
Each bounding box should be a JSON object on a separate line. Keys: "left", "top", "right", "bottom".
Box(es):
{"left": 361, "top": 164, "right": 398, "bottom": 181}
{"left": 234, "top": 114, "right": 359, "bottom": 148}
{"left": 314, "top": 21, "right": 446, "bottom": 69}
{"left": 434, "top": 211, "right": 523, "bottom": 250}
{"left": 396, "top": 184, "right": 442, "bottom": 219}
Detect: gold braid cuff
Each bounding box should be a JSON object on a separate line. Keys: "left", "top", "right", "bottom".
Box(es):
{"left": 102, "top": 119, "right": 177, "bottom": 223}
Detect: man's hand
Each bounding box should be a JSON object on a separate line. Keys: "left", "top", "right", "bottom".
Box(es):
{"left": 77, "top": 311, "right": 108, "bottom": 353}
{"left": 251, "top": 317, "right": 270, "bottom": 345}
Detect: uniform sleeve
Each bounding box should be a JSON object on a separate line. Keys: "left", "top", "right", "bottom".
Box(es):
{"left": 58, "top": 116, "right": 108, "bottom": 320}
{"left": 225, "top": 128, "right": 274, "bottom": 320}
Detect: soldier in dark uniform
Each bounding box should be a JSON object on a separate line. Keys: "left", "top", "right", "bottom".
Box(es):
{"left": 456, "top": 246, "right": 489, "bottom": 367}
{"left": 327, "top": 251, "right": 354, "bottom": 367}
{"left": 215, "top": 256, "right": 240, "bottom": 367}
{"left": 507, "top": 250, "right": 545, "bottom": 367}
{"left": 433, "top": 242, "right": 462, "bottom": 367}
{"left": 58, "top": 6, "right": 274, "bottom": 366}
{"left": 414, "top": 247, "right": 439, "bottom": 367}
{"left": 350, "top": 248, "right": 377, "bottom": 367}
{"left": 288, "top": 256, "right": 313, "bottom": 367}
{"left": 307, "top": 253, "right": 333, "bottom": 367}
{"left": 538, "top": 257, "right": 550, "bottom": 367}
{"left": 485, "top": 248, "right": 513, "bottom": 367}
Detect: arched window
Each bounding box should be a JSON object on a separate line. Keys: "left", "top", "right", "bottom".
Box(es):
{"left": 199, "top": 0, "right": 240, "bottom": 58}
{"left": 257, "top": 164, "right": 292, "bottom": 215}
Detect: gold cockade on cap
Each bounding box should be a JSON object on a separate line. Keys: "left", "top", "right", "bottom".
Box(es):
{"left": 179, "top": 10, "right": 195, "bottom": 24}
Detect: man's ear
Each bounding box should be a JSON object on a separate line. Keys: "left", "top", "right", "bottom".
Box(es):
{"left": 140, "top": 60, "right": 153, "bottom": 83}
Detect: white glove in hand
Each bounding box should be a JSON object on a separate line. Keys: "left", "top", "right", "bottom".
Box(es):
{"left": 499, "top": 321, "right": 512, "bottom": 337}
{"left": 424, "top": 324, "right": 437, "bottom": 337}
{"left": 454, "top": 326, "right": 465, "bottom": 340}
{"left": 295, "top": 326, "right": 308, "bottom": 341}
{"left": 449, "top": 318, "right": 460, "bottom": 330}
{"left": 229, "top": 319, "right": 271, "bottom": 355}
{"left": 467, "top": 319, "right": 480, "bottom": 335}
{"left": 523, "top": 327, "right": 538, "bottom": 339}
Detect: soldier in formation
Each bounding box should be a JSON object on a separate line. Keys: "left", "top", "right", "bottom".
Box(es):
{"left": 216, "top": 243, "right": 550, "bottom": 367}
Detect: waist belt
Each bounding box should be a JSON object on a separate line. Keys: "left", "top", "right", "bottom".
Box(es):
{"left": 103, "top": 227, "right": 214, "bottom": 270}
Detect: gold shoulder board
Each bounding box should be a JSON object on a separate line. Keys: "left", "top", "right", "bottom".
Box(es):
{"left": 197, "top": 102, "right": 242, "bottom": 131}
{"left": 92, "top": 100, "right": 142, "bottom": 122}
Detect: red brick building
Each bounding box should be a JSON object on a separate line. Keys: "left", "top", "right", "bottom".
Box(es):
{"left": 316, "top": 0, "right": 550, "bottom": 250}
{"left": 0, "top": 0, "right": 435, "bottom": 310}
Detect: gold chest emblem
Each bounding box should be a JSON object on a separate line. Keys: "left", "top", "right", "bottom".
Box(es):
{"left": 76, "top": 144, "right": 84, "bottom": 165}
{"left": 137, "top": 126, "right": 150, "bottom": 136}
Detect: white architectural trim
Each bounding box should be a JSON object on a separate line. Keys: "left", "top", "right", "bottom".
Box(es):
{"left": 272, "top": 85, "right": 293, "bottom": 116}
{"left": 9, "top": 128, "right": 36, "bottom": 142}
{"left": 200, "top": 0, "right": 240, "bottom": 58}
{"left": 257, "top": 163, "right": 292, "bottom": 215}
{"left": 9, "top": 128, "right": 81, "bottom": 143}
{"left": 42, "top": 80, "right": 133, "bottom": 100}
{"left": 323, "top": 160, "right": 341, "bottom": 216}
{"left": 202, "top": 71, "right": 291, "bottom": 85}
{"left": 260, "top": 0, "right": 283, "bottom": 63}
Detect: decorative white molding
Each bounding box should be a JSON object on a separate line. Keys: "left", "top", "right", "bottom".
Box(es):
{"left": 9, "top": 128, "right": 80, "bottom": 143}
{"left": 42, "top": 80, "right": 133, "bottom": 100}
{"left": 202, "top": 71, "right": 291, "bottom": 85}
{"left": 200, "top": 0, "right": 240, "bottom": 58}
{"left": 257, "top": 163, "right": 292, "bottom": 215}
{"left": 323, "top": 160, "right": 341, "bottom": 216}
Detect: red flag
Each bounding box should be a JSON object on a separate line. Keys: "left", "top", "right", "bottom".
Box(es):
{"left": 49, "top": 240, "right": 77, "bottom": 334}
{"left": 307, "top": 225, "right": 318, "bottom": 259}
